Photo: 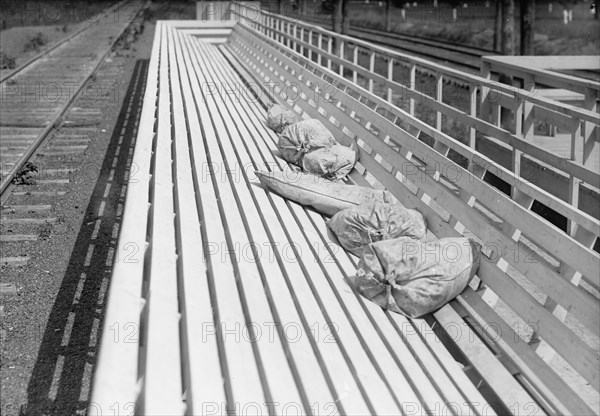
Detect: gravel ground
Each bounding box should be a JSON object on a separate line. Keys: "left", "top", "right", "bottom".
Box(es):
{"left": 0, "top": 2, "right": 194, "bottom": 413}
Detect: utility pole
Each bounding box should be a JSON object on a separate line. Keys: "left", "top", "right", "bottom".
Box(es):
{"left": 385, "top": 0, "right": 392, "bottom": 31}
{"left": 520, "top": 0, "right": 535, "bottom": 55}
{"left": 342, "top": 0, "right": 350, "bottom": 34}
{"left": 333, "top": 0, "right": 343, "bottom": 33}
{"left": 501, "top": 0, "right": 515, "bottom": 55}
{"left": 493, "top": 0, "right": 502, "bottom": 52}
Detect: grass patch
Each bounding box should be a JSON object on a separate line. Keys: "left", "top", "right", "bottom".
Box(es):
{"left": 23, "top": 32, "right": 46, "bottom": 53}
{"left": 12, "top": 162, "right": 39, "bottom": 185}
{"left": 0, "top": 51, "right": 16, "bottom": 69}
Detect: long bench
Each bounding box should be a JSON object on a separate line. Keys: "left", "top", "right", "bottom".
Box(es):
{"left": 90, "top": 20, "right": 600, "bottom": 416}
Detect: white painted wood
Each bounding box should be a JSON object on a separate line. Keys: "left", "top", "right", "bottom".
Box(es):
{"left": 140, "top": 24, "right": 183, "bottom": 415}
{"left": 168, "top": 28, "right": 227, "bottom": 414}
{"left": 90, "top": 21, "right": 162, "bottom": 413}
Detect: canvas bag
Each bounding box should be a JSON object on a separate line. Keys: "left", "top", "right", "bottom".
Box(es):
{"left": 327, "top": 202, "right": 426, "bottom": 256}
{"left": 277, "top": 119, "right": 336, "bottom": 166}
{"left": 353, "top": 237, "right": 481, "bottom": 318}
{"left": 255, "top": 170, "right": 399, "bottom": 217}
{"left": 302, "top": 142, "right": 359, "bottom": 180}
{"left": 266, "top": 103, "right": 300, "bottom": 134}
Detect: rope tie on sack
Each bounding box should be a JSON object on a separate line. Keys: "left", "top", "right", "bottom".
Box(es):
{"left": 367, "top": 228, "right": 388, "bottom": 243}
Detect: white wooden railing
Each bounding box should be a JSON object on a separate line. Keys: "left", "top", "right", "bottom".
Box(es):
{"left": 230, "top": 2, "right": 600, "bottom": 221}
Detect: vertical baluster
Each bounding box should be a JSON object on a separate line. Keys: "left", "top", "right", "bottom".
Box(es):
{"left": 568, "top": 121, "right": 583, "bottom": 228}
{"left": 339, "top": 40, "right": 344, "bottom": 77}
{"left": 300, "top": 27, "right": 304, "bottom": 56}
{"left": 308, "top": 30, "right": 312, "bottom": 61}
{"left": 317, "top": 33, "right": 322, "bottom": 66}
{"left": 293, "top": 24, "right": 297, "bottom": 51}
{"left": 435, "top": 73, "right": 443, "bottom": 130}
{"left": 583, "top": 87, "right": 598, "bottom": 168}
{"left": 278, "top": 19, "right": 282, "bottom": 43}
{"left": 409, "top": 63, "right": 416, "bottom": 116}
{"left": 480, "top": 60, "right": 492, "bottom": 122}
{"left": 327, "top": 37, "right": 332, "bottom": 70}
{"left": 352, "top": 45, "right": 358, "bottom": 84}
{"left": 468, "top": 85, "right": 477, "bottom": 149}
{"left": 387, "top": 57, "right": 393, "bottom": 102}
{"left": 368, "top": 51, "right": 375, "bottom": 93}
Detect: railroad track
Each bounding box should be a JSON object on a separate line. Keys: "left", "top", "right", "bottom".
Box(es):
{"left": 265, "top": 9, "right": 496, "bottom": 73}
{"left": 0, "top": 0, "right": 145, "bottom": 274}
{"left": 0, "top": 0, "right": 145, "bottom": 200}
{"left": 348, "top": 26, "right": 495, "bottom": 73}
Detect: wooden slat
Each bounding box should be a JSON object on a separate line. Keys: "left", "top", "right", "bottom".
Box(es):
{"left": 140, "top": 23, "right": 183, "bottom": 415}
{"left": 167, "top": 26, "right": 227, "bottom": 414}
{"left": 91, "top": 19, "right": 162, "bottom": 411}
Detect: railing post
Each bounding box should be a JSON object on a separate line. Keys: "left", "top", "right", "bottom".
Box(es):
{"left": 277, "top": 19, "right": 282, "bottom": 43}
{"left": 368, "top": 51, "right": 375, "bottom": 93}
{"left": 480, "top": 60, "right": 492, "bottom": 122}
{"left": 352, "top": 45, "right": 358, "bottom": 84}
{"left": 339, "top": 39, "right": 344, "bottom": 77}
{"left": 568, "top": 121, "right": 583, "bottom": 229}
{"left": 468, "top": 84, "right": 477, "bottom": 149}
{"left": 327, "top": 36, "right": 332, "bottom": 70}
{"left": 409, "top": 63, "right": 416, "bottom": 116}
{"left": 308, "top": 30, "right": 313, "bottom": 62}
{"left": 268, "top": 15, "right": 271, "bottom": 38}
{"left": 293, "top": 24, "right": 297, "bottom": 51}
{"left": 435, "top": 73, "right": 443, "bottom": 130}
{"left": 317, "top": 33, "right": 322, "bottom": 66}
{"left": 387, "top": 57, "right": 393, "bottom": 103}
{"left": 583, "top": 87, "right": 598, "bottom": 168}
{"left": 300, "top": 27, "right": 304, "bottom": 56}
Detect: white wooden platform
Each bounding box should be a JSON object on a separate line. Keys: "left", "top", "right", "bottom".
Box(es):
{"left": 89, "top": 20, "right": 600, "bottom": 416}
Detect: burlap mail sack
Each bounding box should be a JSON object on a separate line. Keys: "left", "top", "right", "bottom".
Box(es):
{"left": 277, "top": 119, "right": 336, "bottom": 166}
{"left": 327, "top": 202, "right": 426, "bottom": 256}
{"left": 354, "top": 237, "right": 481, "bottom": 318}
{"left": 302, "top": 142, "right": 359, "bottom": 180}
{"left": 266, "top": 103, "right": 300, "bottom": 134}
{"left": 255, "top": 170, "right": 399, "bottom": 217}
